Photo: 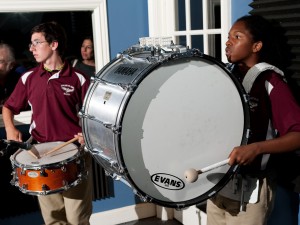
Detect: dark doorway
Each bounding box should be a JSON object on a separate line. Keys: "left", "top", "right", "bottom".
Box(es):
{"left": 0, "top": 11, "right": 93, "bottom": 69}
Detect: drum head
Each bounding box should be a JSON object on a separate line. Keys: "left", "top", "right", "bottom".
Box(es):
{"left": 13, "top": 142, "right": 78, "bottom": 168}
{"left": 120, "top": 56, "right": 248, "bottom": 207}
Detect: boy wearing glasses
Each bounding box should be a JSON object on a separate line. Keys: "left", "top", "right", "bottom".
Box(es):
{"left": 2, "top": 22, "right": 93, "bottom": 225}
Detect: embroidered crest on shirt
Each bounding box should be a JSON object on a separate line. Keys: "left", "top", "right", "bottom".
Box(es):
{"left": 61, "top": 84, "right": 75, "bottom": 95}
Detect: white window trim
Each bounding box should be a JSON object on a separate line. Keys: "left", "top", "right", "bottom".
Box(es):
{"left": 0, "top": 0, "right": 110, "bottom": 126}
{"left": 148, "top": 0, "right": 231, "bottom": 62}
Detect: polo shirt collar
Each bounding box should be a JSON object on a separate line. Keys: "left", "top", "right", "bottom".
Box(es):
{"left": 39, "top": 62, "right": 71, "bottom": 77}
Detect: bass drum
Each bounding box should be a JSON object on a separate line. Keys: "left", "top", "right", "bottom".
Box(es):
{"left": 80, "top": 47, "right": 250, "bottom": 208}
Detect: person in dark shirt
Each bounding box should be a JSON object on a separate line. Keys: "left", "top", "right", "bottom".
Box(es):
{"left": 0, "top": 42, "right": 36, "bottom": 219}
{"left": 72, "top": 36, "right": 96, "bottom": 78}
{"left": 0, "top": 43, "right": 26, "bottom": 113}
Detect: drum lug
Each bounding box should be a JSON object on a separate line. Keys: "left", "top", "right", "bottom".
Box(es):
{"left": 78, "top": 111, "right": 121, "bottom": 133}
{"left": 22, "top": 183, "right": 28, "bottom": 191}
{"left": 41, "top": 184, "right": 49, "bottom": 192}
{"left": 243, "top": 93, "right": 250, "bottom": 103}
{"left": 102, "top": 123, "right": 121, "bottom": 134}
{"left": 117, "top": 83, "right": 137, "bottom": 92}
{"left": 110, "top": 161, "right": 124, "bottom": 174}
{"left": 118, "top": 168, "right": 125, "bottom": 174}
{"left": 76, "top": 158, "right": 81, "bottom": 164}
{"left": 21, "top": 168, "right": 26, "bottom": 175}
{"left": 134, "top": 190, "right": 153, "bottom": 203}
{"left": 40, "top": 169, "right": 47, "bottom": 177}
{"left": 112, "top": 125, "right": 121, "bottom": 134}
{"left": 10, "top": 171, "right": 17, "bottom": 185}
{"left": 61, "top": 166, "right": 66, "bottom": 173}
{"left": 62, "top": 180, "right": 68, "bottom": 187}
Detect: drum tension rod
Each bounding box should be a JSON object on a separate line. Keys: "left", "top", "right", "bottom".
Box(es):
{"left": 61, "top": 166, "right": 66, "bottom": 172}
{"left": 40, "top": 169, "right": 47, "bottom": 177}
{"left": 21, "top": 168, "right": 26, "bottom": 175}
{"left": 22, "top": 184, "right": 28, "bottom": 190}
{"left": 42, "top": 184, "right": 49, "bottom": 191}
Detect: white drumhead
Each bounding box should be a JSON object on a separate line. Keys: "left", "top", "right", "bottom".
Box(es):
{"left": 13, "top": 142, "right": 78, "bottom": 167}
{"left": 121, "top": 57, "right": 246, "bottom": 205}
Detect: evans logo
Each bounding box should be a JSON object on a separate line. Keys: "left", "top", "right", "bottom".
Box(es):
{"left": 151, "top": 173, "right": 185, "bottom": 190}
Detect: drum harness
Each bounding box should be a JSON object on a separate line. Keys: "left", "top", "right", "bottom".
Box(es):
{"left": 220, "top": 62, "right": 284, "bottom": 211}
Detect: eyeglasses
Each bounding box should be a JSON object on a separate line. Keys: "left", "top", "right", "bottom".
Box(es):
{"left": 29, "top": 40, "right": 47, "bottom": 49}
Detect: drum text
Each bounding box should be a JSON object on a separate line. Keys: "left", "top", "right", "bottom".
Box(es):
{"left": 151, "top": 173, "right": 185, "bottom": 190}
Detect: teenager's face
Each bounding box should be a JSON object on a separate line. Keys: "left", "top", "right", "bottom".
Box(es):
{"left": 81, "top": 39, "right": 94, "bottom": 60}
{"left": 225, "top": 20, "right": 259, "bottom": 67}
{"left": 29, "top": 32, "right": 53, "bottom": 63}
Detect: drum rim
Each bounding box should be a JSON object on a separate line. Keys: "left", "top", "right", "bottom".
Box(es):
{"left": 81, "top": 50, "right": 250, "bottom": 208}
{"left": 10, "top": 142, "right": 80, "bottom": 169}
{"left": 116, "top": 53, "right": 249, "bottom": 207}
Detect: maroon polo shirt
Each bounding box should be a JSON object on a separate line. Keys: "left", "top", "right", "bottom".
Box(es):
{"left": 248, "top": 70, "right": 300, "bottom": 141}
{"left": 241, "top": 70, "right": 300, "bottom": 172}
{"left": 5, "top": 62, "right": 90, "bottom": 143}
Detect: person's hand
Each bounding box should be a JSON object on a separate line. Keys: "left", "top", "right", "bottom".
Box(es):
{"left": 6, "top": 127, "right": 22, "bottom": 142}
{"left": 74, "top": 132, "right": 85, "bottom": 145}
{"left": 228, "top": 143, "right": 260, "bottom": 166}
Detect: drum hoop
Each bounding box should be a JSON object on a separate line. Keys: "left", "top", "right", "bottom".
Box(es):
{"left": 10, "top": 143, "right": 81, "bottom": 169}
{"left": 82, "top": 50, "right": 251, "bottom": 208}
{"left": 122, "top": 165, "right": 238, "bottom": 209}
{"left": 115, "top": 53, "right": 250, "bottom": 208}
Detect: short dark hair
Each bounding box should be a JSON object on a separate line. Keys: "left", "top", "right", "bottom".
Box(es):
{"left": 83, "top": 35, "right": 93, "bottom": 44}
{"left": 31, "top": 21, "right": 67, "bottom": 57}
{"left": 236, "top": 15, "right": 289, "bottom": 70}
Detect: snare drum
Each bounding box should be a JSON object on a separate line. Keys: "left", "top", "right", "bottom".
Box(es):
{"left": 10, "top": 142, "right": 85, "bottom": 195}
{"left": 80, "top": 47, "right": 250, "bottom": 208}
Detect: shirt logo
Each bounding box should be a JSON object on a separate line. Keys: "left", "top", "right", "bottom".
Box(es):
{"left": 61, "top": 84, "right": 75, "bottom": 95}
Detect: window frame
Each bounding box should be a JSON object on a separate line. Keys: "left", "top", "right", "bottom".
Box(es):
{"left": 148, "top": 0, "right": 231, "bottom": 62}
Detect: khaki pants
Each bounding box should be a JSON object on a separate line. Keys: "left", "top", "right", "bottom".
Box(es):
{"left": 206, "top": 176, "right": 276, "bottom": 225}
{"left": 38, "top": 153, "right": 93, "bottom": 225}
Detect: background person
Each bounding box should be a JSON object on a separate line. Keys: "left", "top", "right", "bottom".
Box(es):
{"left": 72, "top": 35, "right": 95, "bottom": 78}
{"left": 206, "top": 15, "right": 300, "bottom": 225}
{"left": 72, "top": 36, "right": 110, "bottom": 201}
{"left": 2, "top": 21, "right": 93, "bottom": 225}
{"left": 0, "top": 42, "right": 26, "bottom": 113}
{"left": 0, "top": 42, "right": 38, "bottom": 219}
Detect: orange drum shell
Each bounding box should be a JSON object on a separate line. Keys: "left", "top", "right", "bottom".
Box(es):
{"left": 15, "top": 162, "right": 79, "bottom": 192}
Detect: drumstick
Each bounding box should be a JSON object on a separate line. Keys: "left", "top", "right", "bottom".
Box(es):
{"left": 2, "top": 139, "right": 39, "bottom": 159}
{"left": 184, "top": 159, "right": 230, "bottom": 183}
{"left": 25, "top": 137, "right": 40, "bottom": 159}
{"left": 27, "top": 149, "right": 39, "bottom": 159}
{"left": 43, "top": 137, "right": 79, "bottom": 157}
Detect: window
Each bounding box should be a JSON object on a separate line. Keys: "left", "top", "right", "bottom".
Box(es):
{"left": 148, "top": 0, "right": 231, "bottom": 62}
{"left": 0, "top": 0, "right": 110, "bottom": 72}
